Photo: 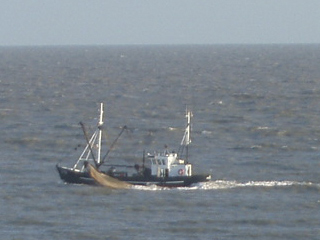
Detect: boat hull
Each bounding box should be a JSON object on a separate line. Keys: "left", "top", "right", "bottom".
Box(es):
{"left": 56, "top": 164, "right": 210, "bottom": 187}
{"left": 56, "top": 165, "right": 96, "bottom": 185}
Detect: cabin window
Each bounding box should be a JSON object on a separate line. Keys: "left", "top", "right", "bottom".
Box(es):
{"left": 157, "top": 159, "right": 162, "bottom": 165}
{"left": 162, "top": 160, "right": 165, "bottom": 165}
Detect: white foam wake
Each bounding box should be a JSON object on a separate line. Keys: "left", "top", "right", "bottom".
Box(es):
{"left": 196, "top": 180, "right": 319, "bottom": 190}
{"left": 132, "top": 180, "right": 320, "bottom": 191}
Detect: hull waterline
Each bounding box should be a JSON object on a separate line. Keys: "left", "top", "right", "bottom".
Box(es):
{"left": 56, "top": 164, "right": 210, "bottom": 187}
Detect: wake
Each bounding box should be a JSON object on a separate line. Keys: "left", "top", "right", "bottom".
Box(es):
{"left": 132, "top": 180, "right": 320, "bottom": 191}
{"left": 197, "top": 180, "right": 320, "bottom": 190}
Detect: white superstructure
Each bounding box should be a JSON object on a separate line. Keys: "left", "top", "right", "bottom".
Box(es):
{"left": 147, "top": 110, "right": 193, "bottom": 178}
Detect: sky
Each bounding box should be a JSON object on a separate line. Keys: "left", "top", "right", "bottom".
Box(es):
{"left": 1, "top": 0, "right": 320, "bottom": 46}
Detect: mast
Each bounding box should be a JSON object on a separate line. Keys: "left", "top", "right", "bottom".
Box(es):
{"left": 185, "top": 109, "right": 192, "bottom": 162}
{"left": 72, "top": 103, "right": 104, "bottom": 170}
{"left": 79, "top": 121, "right": 98, "bottom": 168}
{"left": 180, "top": 108, "right": 192, "bottom": 161}
{"left": 97, "top": 103, "right": 104, "bottom": 165}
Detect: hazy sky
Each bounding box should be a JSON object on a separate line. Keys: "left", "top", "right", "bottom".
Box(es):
{"left": 1, "top": 0, "right": 320, "bottom": 46}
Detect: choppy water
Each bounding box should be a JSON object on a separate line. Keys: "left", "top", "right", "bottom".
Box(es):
{"left": 0, "top": 45, "right": 319, "bottom": 239}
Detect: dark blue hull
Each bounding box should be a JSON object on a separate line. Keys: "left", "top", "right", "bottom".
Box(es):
{"left": 56, "top": 164, "right": 211, "bottom": 187}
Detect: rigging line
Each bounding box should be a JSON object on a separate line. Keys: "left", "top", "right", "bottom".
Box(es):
{"left": 79, "top": 121, "right": 99, "bottom": 168}
{"left": 100, "top": 125, "right": 127, "bottom": 166}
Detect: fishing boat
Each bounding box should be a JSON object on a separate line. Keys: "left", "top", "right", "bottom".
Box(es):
{"left": 56, "top": 103, "right": 211, "bottom": 187}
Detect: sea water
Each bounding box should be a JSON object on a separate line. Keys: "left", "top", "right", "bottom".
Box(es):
{"left": 0, "top": 45, "right": 319, "bottom": 239}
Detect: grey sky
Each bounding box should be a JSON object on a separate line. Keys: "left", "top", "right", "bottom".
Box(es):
{"left": 1, "top": 0, "right": 320, "bottom": 46}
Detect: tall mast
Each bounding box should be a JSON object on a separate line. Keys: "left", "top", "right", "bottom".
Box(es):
{"left": 97, "top": 103, "right": 104, "bottom": 165}
{"left": 185, "top": 109, "right": 192, "bottom": 162}
{"left": 180, "top": 108, "right": 192, "bottom": 161}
